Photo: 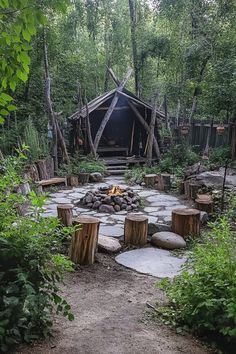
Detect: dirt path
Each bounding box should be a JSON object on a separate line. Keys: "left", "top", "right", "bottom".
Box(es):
{"left": 17, "top": 255, "right": 213, "bottom": 354}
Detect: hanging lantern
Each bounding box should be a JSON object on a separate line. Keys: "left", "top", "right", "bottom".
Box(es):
{"left": 216, "top": 125, "right": 225, "bottom": 135}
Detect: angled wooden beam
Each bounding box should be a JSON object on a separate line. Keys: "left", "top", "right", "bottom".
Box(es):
{"left": 147, "top": 96, "right": 158, "bottom": 166}
{"left": 93, "top": 68, "right": 132, "bottom": 151}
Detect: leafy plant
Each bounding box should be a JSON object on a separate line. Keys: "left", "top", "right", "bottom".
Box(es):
{"left": 208, "top": 147, "right": 231, "bottom": 166}
{"left": 58, "top": 157, "right": 106, "bottom": 176}
{"left": 24, "top": 118, "right": 48, "bottom": 162}
{"left": 0, "top": 154, "right": 75, "bottom": 352}
{"left": 158, "top": 204, "right": 236, "bottom": 342}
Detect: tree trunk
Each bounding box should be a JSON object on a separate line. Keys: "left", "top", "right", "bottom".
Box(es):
{"left": 85, "top": 100, "right": 97, "bottom": 158}
{"left": 57, "top": 204, "right": 73, "bottom": 226}
{"left": 146, "top": 96, "right": 158, "bottom": 166}
{"left": 160, "top": 173, "right": 171, "bottom": 191}
{"left": 67, "top": 176, "right": 79, "bottom": 187}
{"left": 144, "top": 174, "right": 157, "bottom": 188}
{"left": 45, "top": 156, "right": 54, "bottom": 178}
{"left": 189, "top": 183, "right": 200, "bottom": 200}
{"left": 69, "top": 216, "right": 100, "bottom": 265}
{"left": 128, "top": 0, "right": 139, "bottom": 96}
{"left": 36, "top": 159, "right": 49, "bottom": 180}
{"left": 124, "top": 214, "right": 148, "bottom": 246}
{"left": 195, "top": 199, "right": 213, "bottom": 213}
{"left": 172, "top": 208, "right": 200, "bottom": 238}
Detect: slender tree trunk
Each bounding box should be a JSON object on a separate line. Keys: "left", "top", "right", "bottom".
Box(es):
{"left": 146, "top": 96, "right": 158, "bottom": 166}
{"left": 128, "top": 0, "right": 139, "bottom": 97}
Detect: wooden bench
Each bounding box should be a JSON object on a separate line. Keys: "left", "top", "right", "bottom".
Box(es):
{"left": 97, "top": 147, "right": 129, "bottom": 156}
{"left": 36, "top": 177, "right": 67, "bottom": 187}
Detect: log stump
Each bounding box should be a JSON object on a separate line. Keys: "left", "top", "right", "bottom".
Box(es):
{"left": 184, "top": 180, "right": 191, "bottom": 198}
{"left": 57, "top": 204, "right": 73, "bottom": 226}
{"left": 78, "top": 173, "right": 90, "bottom": 185}
{"left": 124, "top": 214, "right": 148, "bottom": 246}
{"left": 195, "top": 199, "right": 214, "bottom": 213}
{"left": 67, "top": 175, "right": 79, "bottom": 187}
{"left": 36, "top": 159, "right": 49, "bottom": 180}
{"left": 144, "top": 174, "right": 157, "bottom": 188}
{"left": 69, "top": 216, "right": 100, "bottom": 265}
{"left": 172, "top": 208, "right": 200, "bottom": 238}
{"left": 160, "top": 173, "right": 171, "bottom": 191}
{"left": 196, "top": 194, "right": 212, "bottom": 202}
{"left": 189, "top": 183, "right": 200, "bottom": 200}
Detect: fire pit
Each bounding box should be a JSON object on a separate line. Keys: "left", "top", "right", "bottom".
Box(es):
{"left": 79, "top": 185, "right": 141, "bottom": 213}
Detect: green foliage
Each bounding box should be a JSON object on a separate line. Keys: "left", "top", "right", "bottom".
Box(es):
{"left": 23, "top": 118, "right": 48, "bottom": 162}
{"left": 58, "top": 156, "right": 106, "bottom": 176}
{"left": 0, "top": 154, "right": 74, "bottom": 352}
{"left": 158, "top": 207, "right": 236, "bottom": 341}
{"left": 208, "top": 147, "right": 231, "bottom": 166}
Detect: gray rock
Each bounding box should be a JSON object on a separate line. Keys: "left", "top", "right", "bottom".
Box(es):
{"left": 151, "top": 232, "right": 186, "bottom": 250}
{"left": 99, "top": 204, "right": 115, "bottom": 213}
{"left": 113, "top": 196, "right": 123, "bottom": 206}
{"left": 99, "top": 225, "right": 124, "bottom": 238}
{"left": 98, "top": 235, "right": 121, "bottom": 253}
{"left": 115, "top": 247, "right": 187, "bottom": 278}
{"left": 200, "top": 211, "right": 209, "bottom": 224}
{"left": 93, "top": 201, "right": 102, "bottom": 209}
{"left": 85, "top": 194, "right": 93, "bottom": 203}
{"left": 126, "top": 205, "right": 132, "bottom": 211}
{"left": 114, "top": 204, "right": 121, "bottom": 212}
{"left": 89, "top": 172, "right": 103, "bottom": 182}
{"left": 148, "top": 223, "right": 171, "bottom": 235}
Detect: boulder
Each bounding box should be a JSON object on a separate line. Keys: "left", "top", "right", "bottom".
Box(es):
{"left": 98, "top": 235, "right": 121, "bottom": 253}
{"left": 151, "top": 231, "right": 186, "bottom": 250}
{"left": 200, "top": 211, "right": 209, "bottom": 225}
{"left": 185, "top": 162, "right": 207, "bottom": 178}
{"left": 148, "top": 222, "right": 171, "bottom": 235}
{"left": 93, "top": 201, "right": 102, "bottom": 209}
{"left": 196, "top": 169, "right": 236, "bottom": 189}
{"left": 99, "top": 204, "right": 115, "bottom": 213}
{"left": 89, "top": 172, "right": 103, "bottom": 182}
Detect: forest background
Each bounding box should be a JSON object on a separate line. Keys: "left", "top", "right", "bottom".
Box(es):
{"left": 1, "top": 0, "right": 236, "bottom": 156}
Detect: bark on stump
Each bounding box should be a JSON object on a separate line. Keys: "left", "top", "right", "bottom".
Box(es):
{"left": 172, "top": 208, "right": 200, "bottom": 238}
{"left": 124, "top": 214, "right": 148, "bottom": 246}
{"left": 46, "top": 156, "right": 55, "bottom": 178}
{"left": 189, "top": 183, "right": 200, "bottom": 200}
{"left": 144, "top": 174, "right": 157, "bottom": 188}
{"left": 36, "top": 159, "right": 49, "bottom": 180}
{"left": 57, "top": 204, "right": 73, "bottom": 226}
{"left": 67, "top": 175, "right": 79, "bottom": 187}
{"left": 160, "top": 173, "right": 171, "bottom": 191}
{"left": 26, "top": 164, "right": 39, "bottom": 182}
{"left": 184, "top": 180, "right": 191, "bottom": 198}
{"left": 195, "top": 199, "right": 214, "bottom": 213}
{"left": 69, "top": 216, "right": 100, "bottom": 265}
{"left": 78, "top": 173, "right": 90, "bottom": 185}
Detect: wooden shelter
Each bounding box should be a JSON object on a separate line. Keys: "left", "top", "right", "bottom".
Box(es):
{"left": 68, "top": 69, "right": 164, "bottom": 160}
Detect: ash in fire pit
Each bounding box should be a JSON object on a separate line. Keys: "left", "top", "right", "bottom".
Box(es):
{"left": 79, "top": 185, "right": 141, "bottom": 213}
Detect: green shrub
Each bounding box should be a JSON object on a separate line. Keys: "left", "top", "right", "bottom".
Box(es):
{"left": 158, "top": 211, "right": 236, "bottom": 341}
{"left": 0, "top": 155, "right": 74, "bottom": 352}
{"left": 24, "top": 118, "right": 48, "bottom": 162}
{"left": 58, "top": 157, "right": 106, "bottom": 176}
{"left": 208, "top": 147, "right": 231, "bottom": 166}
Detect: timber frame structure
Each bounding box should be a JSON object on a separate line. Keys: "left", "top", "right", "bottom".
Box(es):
{"left": 68, "top": 69, "right": 164, "bottom": 160}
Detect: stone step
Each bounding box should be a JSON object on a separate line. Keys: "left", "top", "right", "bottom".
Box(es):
{"left": 108, "top": 169, "right": 127, "bottom": 175}
{"left": 106, "top": 165, "right": 128, "bottom": 170}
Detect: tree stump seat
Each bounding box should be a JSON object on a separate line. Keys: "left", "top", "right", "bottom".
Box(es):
{"left": 36, "top": 177, "right": 67, "bottom": 187}
{"left": 124, "top": 214, "right": 148, "bottom": 246}
{"left": 69, "top": 216, "right": 100, "bottom": 265}
{"left": 57, "top": 204, "right": 73, "bottom": 226}
{"left": 195, "top": 199, "right": 214, "bottom": 213}
{"left": 172, "top": 208, "right": 200, "bottom": 238}
{"left": 144, "top": 174, "right": 157, "bottom": 188}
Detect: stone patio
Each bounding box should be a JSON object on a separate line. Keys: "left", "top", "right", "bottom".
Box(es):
{"left": 42, "top": 176, "right": 191, "bottom": 277}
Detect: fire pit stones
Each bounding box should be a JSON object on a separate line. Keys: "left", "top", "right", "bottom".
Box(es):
{"left": 79, "top": 185, "right": 141, "bottom": 213}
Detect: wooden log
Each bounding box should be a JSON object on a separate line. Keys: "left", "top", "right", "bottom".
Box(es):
{"left": 93, "top": 68, "right": 133, "bottom": 151}
{"left": 45, "top": 156, "right": 55, "bottom": 178}
{"left": 196, "top": 194, "right": 212, "bottom": 202}
{"left": 69, "top": 216, "right": 100, "bottom": 265}
{"left": 160, "top": 173, "right": 171, "bottom": 191}
{"left": 146, "top": 96, "right": 158, "bottom": 166}
{"left": 179, "top": 181, "right": 185, "bottom": 194}
{"left": 184, "top": 180, "right": 191, "bottom": 198}
{"left": 36, "top": 159, "right": 49, "bottom": 180}
{"left": 144, "top": 174, "right": 157, "bottom": 188}
{"left": 36, "top": 177, "right": 66, "bottom": 187}
{"left": 195, "top": 199, "right": 214, "bottom": 213}
{"left": 124, "top": 214, "right": 148, "bottom": 246}
{"left": 57, "top": 204, "right": 73, "bottom": 226}
{"left": 172, "top": 208, "right": 200, "bottom": 238}
{"left": 189, "top": 183, "right": 200, "bottom": 200}
{"left": 26, "top": 163, "right": 39, "bottom": 182}
{"left": 78, "top": 173, "right": 90, "bottom": 185}
{"left": 67, "top": 175, "right": 79, "bottom": 187}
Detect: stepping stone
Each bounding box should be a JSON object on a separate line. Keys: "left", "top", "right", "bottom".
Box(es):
{"left": 151, "top": 232, "right": 186, "bottom": 250}
{"left": 136, "top": 191, "right": 156, "bottom": 197}
{"left": 115, "top": 247, "right": 187, "bottom": 278}
{"left": 99, "top": 225, "right": 124, "bottom": 238}
{"left": 147, "top": 195, "right": 178, "bottom": 203}
{"left": 98, "top": 235, "right": 121, "bottom": 253}
{"left": 144, "top": 207, "right": 161, "bottom": 213}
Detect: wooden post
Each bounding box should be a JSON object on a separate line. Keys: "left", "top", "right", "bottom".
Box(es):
{"left": 160, "top": 173, "right": 171, "bottom": 191}
{"left": 57, "top": 204, "right": 73, "bottom": 226}
{"left": 124, "top": 214, "right": 148, "bottom": 246}
{"left": 146, "top": 96, "right": 158, "bottom": 166}
{"left": 172, "top": 208, "right": 200, "bottom": 238}
{"left": 93, "top": 68, "right": 133, "bottom": 151}
{"left": 184, "top": 180, "right": 191, "bottom": 198}
{"left": 144, "top": 174, "right": 157, "bottom": 188}
{"left": 67, "top": 175, "right": 79, "bottom": 187}
{"left": 195, "top": 199, "right": 213, "bottom": 214}
{"left": 36, "top": 159, "right": 49, "bottom": 180}
{"left": 189, "top": 183, "right": 200, "bottom": 200}
{"left": 69, "top": 216, "right": 100, "bottom": 265}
